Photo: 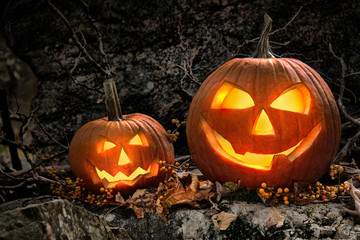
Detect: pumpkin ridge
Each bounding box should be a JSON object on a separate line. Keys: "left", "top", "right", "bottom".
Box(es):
{"left": 296, "top": 60, "right": 340, "bottom": 166}
{"left": 281, "top": 60, "right": 323, "bottom": 183}
{"left": 285, "top": 59, "right": 339, "bottom": 183}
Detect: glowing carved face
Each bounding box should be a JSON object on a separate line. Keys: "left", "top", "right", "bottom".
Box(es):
{"left": 69, "top": 113, "right": 175, "bottom": 195}
{"left": 201, "top": 81, "right": 321, "bottom": 170}
{"left": 89, "top": 131, "right": 159, "bottom": 189}
{"left": 186, "top": 58, "right": 341, "bottom": 189}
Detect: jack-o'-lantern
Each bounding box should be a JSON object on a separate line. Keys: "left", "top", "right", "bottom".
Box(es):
{"left": 186, "top": 14, "right": 341, "bottom": 189}
{"left": 69, "top": 80, "right": 174, "bottom": 195}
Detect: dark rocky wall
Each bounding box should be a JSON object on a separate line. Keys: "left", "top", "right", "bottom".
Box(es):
{"left": 1, "top": 0, "right": 360, "bottom": 157}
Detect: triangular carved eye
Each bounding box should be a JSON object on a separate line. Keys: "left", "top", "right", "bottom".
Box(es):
{"left": 129, "top": 134, "right": 143, "bottom": 145}
{"left": 211, "top": 82, "right": 254, "bottom": 109}
{"left": 270, "top": 83, "right": 311, "bottom": 114}
{"left": 128, "top": 132, "right": 149, "bottom": 146}
{"left": 103, "top": 141, "right": 116, "bottom": 151}
{"left": 97, "top": 136, "right": 117, "bottom": 153}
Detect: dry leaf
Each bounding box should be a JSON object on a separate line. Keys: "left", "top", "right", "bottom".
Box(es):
{"left": 132, "top": 189, "right": 147, "bottom": 199}
{"left": 265, "top": 208, "right": 285, "bottom": 228}
{"left": 211, "top": 211, "right": 238, "bottom": 230}
{"left": 127, "top": 189, "right": 156, "bottom": 219}
{"left": 156, "top": 198, "right": 170, "bottom": 225}
{"left": 157, "top": 174, "right": 215, "bottom": 223}
{"left": 115, "top": 192, "right": 125, "bottom": 204}
{"left": 215, "top": 182, "right": 231, "bottom": 202}
{"left": 223, "top": 181, "right": 241, "bottom": 192}
{"left": 164, "top": 174, "right": 214, "bottom": 208}
{"left": 343, "top": 179, "right": 360, "bottom": 215}
{"left": 215, "top": 180, "right": 241, "bottom": 202}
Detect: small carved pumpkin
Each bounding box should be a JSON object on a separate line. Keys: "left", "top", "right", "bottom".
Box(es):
{"left": 186, "top": 15, "right": 341, "bottom": 189}
{"left": 69, "top": 81, "right": 174, "bottom": 195}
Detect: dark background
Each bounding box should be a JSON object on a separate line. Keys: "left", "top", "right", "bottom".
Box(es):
{"left": 1, "top": 0, "right": 360, "bottom": 161}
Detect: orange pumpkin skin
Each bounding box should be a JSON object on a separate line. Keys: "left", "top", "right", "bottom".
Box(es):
{"left": 186, "top": 58, "right": 341, "bottom": 189}
{"left": 69, "top": 113, "right": 174, "bottom": 195}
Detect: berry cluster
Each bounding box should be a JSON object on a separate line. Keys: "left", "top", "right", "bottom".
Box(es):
{"left": 329, "top": 164, "right": 344, "bottom": 180}
{"left": 166, "top": 119, "right": 181, "bottom": 142}
{"left": 47, "top": 169, "right": 114, "bottom": 207}
{"left": 159, "top": 160, "right": 177, "bottom": 176}
{"left": 258, "top": 181, "right": 350, "bottom": 205}
{"left": 36, "top": 152, "right": 59, "bottom": 165}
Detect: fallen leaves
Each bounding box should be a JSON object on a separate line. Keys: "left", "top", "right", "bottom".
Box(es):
{"left": 211, "top": 211, "right": 238, "bottom": 230}
{"left": 215, "top": 180, "right": 241, "bottom": 202}
{"left": 156, "top": 174, "right": 215, "bottom": 224}
{"left": 343, "top": 179, "right": 360, "bottom": 215}
{"left": 111, "top": 186, "right": 161, "bottom": 219}
{"left": 265, "top": 208, "right": 285, "bottom": 228}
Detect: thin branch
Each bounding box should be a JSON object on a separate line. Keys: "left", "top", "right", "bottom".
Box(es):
{"left": 52, "top": 54, "right": 102, "bottom": 93}
{"left": 34, "top": 118, "right": 69, "bottom": 150}
{"left": 237, "top": 6, "right": 303, "bottom": 53}
{"left": 329, "top": 43, "right": 360, "bottom": 126}
{"left": 334, "top": 131, "right": 360, "bottom": 164}
{"left": 345, "top": 72, "right": 360, "bottom": 78}
{"left": 47, "top": 0, "right": 111, "bottom": 78}
{"left": 270, "top": 6, "right": 303, "bottom": 36}
{"left": 76, "top": 0, "right": 111, "bottom": 72}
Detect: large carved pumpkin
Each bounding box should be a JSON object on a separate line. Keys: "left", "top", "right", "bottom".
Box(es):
{"left": 69, "top": 81, "right": 174, "bottom": 195}
{"left": 186, "top": 15, "right": 341, "bottom": 189}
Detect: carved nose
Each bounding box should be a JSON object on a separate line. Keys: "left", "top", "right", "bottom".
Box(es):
{"left": 118, "top": 148, "right": 131, "bottom": 165}
{"left": 252, "top": 109, "right": 275, "bottom": 135}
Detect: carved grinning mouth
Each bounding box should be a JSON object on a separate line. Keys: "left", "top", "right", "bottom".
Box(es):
{"left": 90, "top": 151, "right": 160, "bottom": 187}
{"left": 95, "top": 165, "right": 151, "bottom": 182}
{"left": 200, "top": 115, "right": 321, "bottom": 170}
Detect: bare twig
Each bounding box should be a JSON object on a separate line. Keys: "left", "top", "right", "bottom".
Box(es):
{"left": 175, "top": 155, "right": 191, "bottom": 163}
{"left": 329, "top": 43, "right": 360, "bottom": 127}
{"left": 76, "top": 0, "right": 111, "bottom": 72}
{"left": 236, "top": 6, "right": 303, "bottom": 54}
{"left": 47, "top": 0, "right": 112, "bottom": 78}
{"left": 34, "top": 118, "right": 69, "bottom": 150}
{"left": 52, "top": 54, "right": 102, "bottom": 93}
{"left": 334, "top": 131, "right": 360, "bottom": 164}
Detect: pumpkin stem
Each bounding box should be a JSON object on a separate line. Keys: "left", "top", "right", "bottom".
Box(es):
{"left": 254, "top": 13, "right": 275, "bottom": 58}
{"left": 103, "top": 79, "right": 124, "bottom": 121}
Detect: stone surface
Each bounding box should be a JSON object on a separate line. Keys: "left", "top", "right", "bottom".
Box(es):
{"left": 0, "top": 196, "right": 125, "bottom": 240}
{"left": 1, "top": 197, "right": 360, "bottom": 239}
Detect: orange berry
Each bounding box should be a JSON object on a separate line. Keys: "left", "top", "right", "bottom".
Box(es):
{"left": 284, "top": 200, "right": 290, "bottom": 205}
{"left": 330, "top": 191, "right": 336, "bottom": 198}
{"left": 284, "top": 188, "right": 289, "bottom": 193}
{"left": 261, "top": 182, "right": 267, "bottom": 188}
{"left": 277, "top": 188, "right": 283, "bottom": 194}
{"left": 258, "top": 188, "right": 265, "bottom": 194}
